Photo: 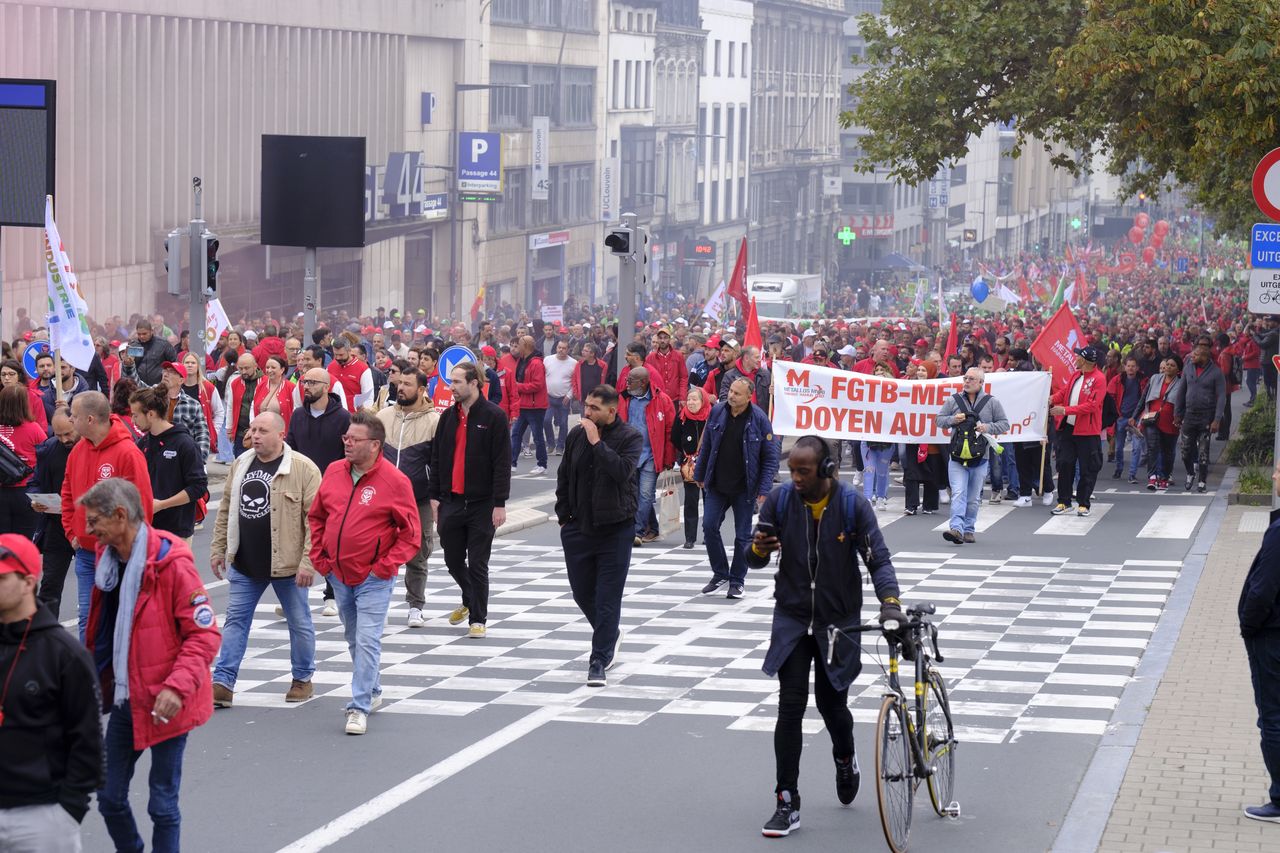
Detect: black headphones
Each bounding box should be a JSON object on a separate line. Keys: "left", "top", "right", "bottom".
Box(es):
{"left": 800, "top": 436, "right": 837, "bottom": 480}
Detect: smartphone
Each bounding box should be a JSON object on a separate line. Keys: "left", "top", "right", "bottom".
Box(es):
{"left": 755, "top": 521, "right": 777, "bottom": 538}
{"left": 127, "top": 344, "right": 144, "bottom": 358}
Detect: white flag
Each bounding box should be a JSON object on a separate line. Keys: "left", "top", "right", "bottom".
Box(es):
{"left": 42, "top": 197, "right": 95, "bottom": 371}
{"left": 205, "top": 298, "right": 232, "bottom": 350}
{"left": 702, "top": 280, "right": 727, "bottom": 319}
{"left": 997, "top": 283, "right": 1022, "bottom": 304}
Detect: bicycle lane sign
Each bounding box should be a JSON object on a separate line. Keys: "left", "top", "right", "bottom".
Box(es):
{"left": 1249, "top": 268, "right": 1280, "bottom": 314}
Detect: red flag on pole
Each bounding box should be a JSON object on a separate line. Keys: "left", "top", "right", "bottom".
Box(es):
{"left": 469, "top": 285, "right": 486, "bottom": 323}
{"left": 1029, "top": 302, "right": 1086, "bottom": 389}
{"left": 742, "top": 297, "right": 762, "bottom": 350}
{"left": 943, "top": 313, "right": 959, "bottom": 359}
{"left": 726, "top": 237, "right": 749, "bottom": 314}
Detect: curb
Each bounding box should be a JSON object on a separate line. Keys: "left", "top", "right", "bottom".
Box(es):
{"left": 1049, "top": 463, "right": 1239, "bottom": 853}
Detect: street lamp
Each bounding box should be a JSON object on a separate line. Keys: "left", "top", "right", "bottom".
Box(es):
{"left": 980, "top": 178, "right": 998, "bottom": 260}
{"left": 451, "top": 81, "right": 528, "bottom": 322}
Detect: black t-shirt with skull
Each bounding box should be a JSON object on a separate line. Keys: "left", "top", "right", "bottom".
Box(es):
{"left": 236, "top": 455, "right": 283, "bottom": 579}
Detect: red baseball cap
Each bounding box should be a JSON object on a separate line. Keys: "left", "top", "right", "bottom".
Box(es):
{"left": 0, "top": 534, "right": 41, "bottom": 578}
{"left": 162, "top": 361, "right": 188, "bottom": 378}
{"left": 481, "top": 345, "right": 497, "bottom": 358}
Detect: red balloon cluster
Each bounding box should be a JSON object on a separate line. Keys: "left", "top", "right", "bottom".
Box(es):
{"left": 1128, "top": 225, "right": 1144, "bottom": 245}
{"left": 1129, "top": 214, "right": 1171, "bottom": 263}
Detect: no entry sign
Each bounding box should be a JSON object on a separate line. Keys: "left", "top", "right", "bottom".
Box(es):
{"left": 1252, "top": 148, "right": 1280, "bottom": 222}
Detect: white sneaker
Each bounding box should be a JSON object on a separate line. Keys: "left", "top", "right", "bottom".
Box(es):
{"left": 321, "top": 599, "right": 338, "bottom": 617}
{"left": 530, "top": 466, "right": 547, "bottom": 476}
{"left": 878, "top": 498, "right": 889, "bottom": 511}
{"left": 344, "top": 710, "right": 367, "bottom": 735}
{"left": 370, "top": 694, "right": 383, "bottom": 713}
{"left": 939, "top": 491, "right": 950, "bottom": 505}
{"left": 274, "top": 605, "right": 285, "bottom": 617}
{"left": 850, "top": 470, "right": 864, "bottom": 487}
{"left": 1041, "top": 490, "right": 1056, "bottom": 507}
{"left": 1013, "top": 496, "right": 1033, "bottom": 507}
{"left": 407, "top": 607, "right": 425, "bottom": 628}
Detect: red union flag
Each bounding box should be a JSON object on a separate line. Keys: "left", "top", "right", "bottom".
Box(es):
{"left": 1030, "top": 303, "right": 1086, "bottom": 389}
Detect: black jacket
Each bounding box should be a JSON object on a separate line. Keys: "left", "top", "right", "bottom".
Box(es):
{"left": 287, "top": 393, "right": 351, "bottom": 475}
{"left": 673, "top": 413, "right": 707, "bottom": 463}
{"left": 555, "top": 417, "right": 643, "bottom": 535}
{"left": 134, "top": 335, "right": 177, "bottom": 386}
{"left": 138, "top": 422, "right": 208, "bottom": 538}
{"left": 77, "top": 352, "right": 110, "bottom": 395}
{"left": 428, "top": 397, "right": 512, "bottom": 506}
{"left": 1240, "top": 512, "right": 1280, "bottom": 636}
{"left": 0, "top": 604, "right": 104, "bottom": 822}
{"left": 31, "top": 436, "right": 73, "bottom": 551}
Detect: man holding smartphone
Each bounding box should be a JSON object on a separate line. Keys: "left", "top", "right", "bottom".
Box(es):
{"left": 746, "top": 436, "right": 904, "bottom": 838}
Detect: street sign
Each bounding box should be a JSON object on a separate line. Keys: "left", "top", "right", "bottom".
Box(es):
{"left": 21, "top": 340, "right": 50, "bottom": 380}
{"left": 1248, "top": 268, "right": 1280, "bottom": 314}
{"left": 1253, "top": 148, "right": 1280, "bottom": 222}
{"left": 457, "top": 132, "right": 502, "bottom": 193}
{"left": 1176, "top": 256, "right": 1189, "bottom": 274}
{"left": 436, "top": 344, "right": 477, "bottom": 387}
{"left": 531, "top": 116, "right": 550, "bottom": 201}
{"left": 1251, "top": 222, "right": 1280, "bottom": 269}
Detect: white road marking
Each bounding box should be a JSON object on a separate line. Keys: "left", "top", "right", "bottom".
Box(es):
{"left": 1136, "top": 504, "right": 1206, "bottom": 539}
{"left": 1034, "top": 503, "right": 1113, "bottom": 536}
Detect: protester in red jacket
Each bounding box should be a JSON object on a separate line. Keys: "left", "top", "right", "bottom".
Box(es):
{"left": 81, "top": 478, "right": 219, "bottom": 852}
{"left": 251, "top": 325, "right": 288, "bottom": 371}
{"left": 307, "top": 411, "right": 420, "bottom": 734}
{"left": 617, "top": 366, "right": 677, "bottom": 543}
{"left": 486, "top": 346, "right": 521, "bottom": 423}
{"left": 644, "top": 326, "right": 689, "bottom": 401}
{"left": 1049, "top": 346, "right": 1108, "bottom": 516}
{"left": 511, "top": 336, "right": 549, "bottom": 473}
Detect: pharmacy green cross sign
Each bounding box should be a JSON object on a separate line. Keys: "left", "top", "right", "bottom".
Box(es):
{"left": 837, "top": 226, "right": 857, "bottom": 245}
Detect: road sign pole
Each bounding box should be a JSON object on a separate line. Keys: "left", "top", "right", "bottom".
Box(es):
{"left": 188, "top": 178, "right": 207, "bottom": 363}
{"left": 617, "top": 212, "right": 639, "bottom": 353}
{"left": 303, "top": 247, "right": 318, "bottom": 342}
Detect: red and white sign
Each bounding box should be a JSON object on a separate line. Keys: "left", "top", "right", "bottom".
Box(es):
{"left": 849, "top": 214, "right": 895, "bottom": 239}
{"left": 529, "top": 230, "right": 570, "bottom": 250}
{"left": 1029, "top": 303, "right": 1086, "bottom": 390}
{"left": 770, "top": 362, "right": 1051, "bottom": 444}
{"left": 1253, "top": 148, "right": 1280, "bottom": 222}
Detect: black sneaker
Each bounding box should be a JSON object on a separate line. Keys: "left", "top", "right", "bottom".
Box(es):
{"left": 835, "top": 755, "right": 860, "bottom": 805}
{"left": 903, "top": 507, "right": 919, "bottom": 516}
{"left": 1244, "top": 801, "right": 1280, "bottom": 823}
{"left": 1197, "top": 481, "right": 1207, "bottom": 493}
{"left": 702, "top": 578, "right": 728, "bottom": 595}
{"left": 727, "top": 583, "right": 744, "bottom": 599}
{"left": 1185, "top": 475, "right": 1194, "bottom": 491}
{"left": 586, "top": 660, "right": 606, "bottom": 687}
{"left": 1128, "top": 476, "right": 1139, "bottom": 485}
{"left": 761, "top": 791, "right": 800, "bottom": 837}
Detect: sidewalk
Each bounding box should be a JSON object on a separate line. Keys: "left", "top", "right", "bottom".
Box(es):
{"left": 1095, "top": 500, "right": 1277, "bottom": 852}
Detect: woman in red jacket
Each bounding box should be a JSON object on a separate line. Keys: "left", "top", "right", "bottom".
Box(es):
{"left": 1141, "top": 357, "right": 1182, "bottom": 491}
{"left": 0, "top": 385, "right": 45, "bottom": 539}
{"left": 1239, "top": 326, "right": 1262, "bottom": 406}
{"left": 1215, "top": 332, "right": 1239, "bottom": 441}
{"left": 252, "top": 354, "right": 295, "bottom": 425}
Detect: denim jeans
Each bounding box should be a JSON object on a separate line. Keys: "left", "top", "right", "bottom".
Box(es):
{"left": 328, "top": 572, "right": 394, "bottom": 714}
{"left": 99, "top": 700, "right": 188, "bottom": 853}
{"left": 1246, "top": 367, "right": 1260, "bottom": 404}
{"left": 510, "top": 408, "right": 548, "bottom": 468}
{"left": 73, "top": 548, "right": 96, "bottom": 642}
{"left": 212, "top": 566, "right": 316, "bottom": 689}
{"left": 561, "top": 521, "right": 633, "bottom": 667}
{"left": 216, "top": 425, "right": 235, "bottom": 463}
{"left": 634, "top": 457, "right": 657, "bottom": 536}
{"left": 1244, "top": 632, "right": 1280, "bottom": 805}
{"left": 1145, "top": 425, "right": 1178, "bottom": 479}
{"left": 703, "top": 488, "right": 754, "bottom": 583}
{"left": 1114, "top": 419, "right": 1145, "bottom": 477}
{"left": 861, "top": 443, "right": 892, "bottom": 501}
{"left": 543, "top": 396, "right": 570, "bottom": 452}
{"left": 946, "top": 459, "right": 988, "bottom": 534}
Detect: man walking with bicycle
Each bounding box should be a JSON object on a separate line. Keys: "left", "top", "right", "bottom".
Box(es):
{"left": 747, "top": 436, "right": 904, "bottom": 837}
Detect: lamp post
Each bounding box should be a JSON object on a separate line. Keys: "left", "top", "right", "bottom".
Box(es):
{"left": 981, "top": 178, "right": 998, "bottom": 261}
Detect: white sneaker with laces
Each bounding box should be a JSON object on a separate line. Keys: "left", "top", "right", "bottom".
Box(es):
{"left": 345, "top": 710, "right": 367, "bottom": 735}
{"left": 1041, "top": 490, "right": 1055, "bottom": 507}
{"left": 321, "top": 600, "right": 338, "bottom": 617}
{"left": 530, "top": 466, "right": 547, "bottom": 476}
{"left": 407, "top": 608, "right": 425, "bottom": 628}
{"left": 1013, "top": 496, "right": 1033, "bottom": 507}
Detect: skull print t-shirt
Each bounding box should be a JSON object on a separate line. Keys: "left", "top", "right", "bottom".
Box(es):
{"left": 235, "top": 454, "right": 283, "bottom": 579}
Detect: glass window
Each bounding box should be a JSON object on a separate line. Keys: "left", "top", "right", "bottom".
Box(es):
{"left": 742, "top": 43, "right": 748, "bottom": 78}
{"left": 489, "top": 63, "right": 528, "bottom": 128}
{"left": 738, "top": 176, "right": 746, "bottom": 219}
{"left": 531, "top": 65, "right": 557, "bottom": 120}
{"left": 711, "top": 181, "right": 719, "bottom": 224}
{"left": 491, "top": 169, "right": 527, "bottom": 233}
{"left": 712, "top": 106, "right": 721, "bottom": 165}
{"left": 714, "top": 40, "right": 721, "bottom": 76}
{"left": 611, "top": 59, "right": 620, "bottom": 109}
{"left": 728, "top": 43, "right": 736, "bottom": 78}
{"left": 492, "top": 0, "right": 523, "bottom": 25}
{"left": 563, "top": 0, "right": 593, "bottom": 31}
{"left": 725, "top": 105, "right": 735, "bottom": 163}
{"left": 562, "top": 67, "right": 594, "bottom": 126}
{"left": 739, "top": 106, "right": 748, "bottom": 162}
{"left": 530, "top": 0, "right": 562, "bottom": 27}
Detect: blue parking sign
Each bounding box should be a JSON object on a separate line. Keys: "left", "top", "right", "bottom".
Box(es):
{"left": 457, "top": 132, "right": 502, "bottom": 193}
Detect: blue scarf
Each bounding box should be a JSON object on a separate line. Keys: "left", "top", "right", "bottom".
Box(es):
{"left": 96, "top": 524, "right": 149, "bottom": 704}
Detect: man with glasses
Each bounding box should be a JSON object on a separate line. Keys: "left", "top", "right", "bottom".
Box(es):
{"left": 308, "top": 412, "right": 420, "bottom": 735}
{"left": 936, "top": 368, "right": 1009, "bottom": 543}
{"left": 1173, "top": 335, "right": 1226, "bottom": 493}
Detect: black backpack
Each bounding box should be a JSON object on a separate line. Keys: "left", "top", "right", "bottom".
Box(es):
{"left": 0, "top": 434, "right": 33, "bottom": 486}
{"left": 1101, "top": 391, "right": 1119, "bottom": 429}
{"left": 948, "top": 392, "right": 990, "bottom": 466}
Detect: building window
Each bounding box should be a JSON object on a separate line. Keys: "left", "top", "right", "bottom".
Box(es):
{"left": 698, "top": 105, "right": 707, "bottom": 168}
{"left": 714, "top": 40, "right": 722, "bottom": 76}
{"left": 624, "top": 62, "right": 633, "bottom": 109}
{"left": 561, "top": 67, "right": 595, "bottom": 126}
{"left": 612, "top": 59, "right": 620, "bottom": 109}
{"left": 627, "top": 11, "right": 633, "bottom": 30}
{"left": 739, "top": 106, "right": 748, "bottom": 162}
{"left": 738, "top": 176, "right": 747, "bottom": 219}
{"left": 741, "top": 43, "right": 748, "bottom": 78}
{"left": 712, "top": 106, "right": 721, "bottom": 165}
{"left": 491, "top": 169, "right": 527, "bottom": 233}
{"left": 728, "top": 42, "right": 736, "bottom": 77}
{"left": 568, "top": 263, "right": 590, "bottom": 298}
{"left": 493, "top": 0, "right": 523, "bottom": 25}
{"left": 711, "top": 181, "right": 720, "bottom": 224}
{"left": 489, "top": 63, "right": 529, "bottom": 128}
{"left": 562, "top": 0, "right": 593, "bottom": 31}
{"left": 725, "top": 105, "right": 735, "bottom": 163}
{"left": 644, "top": 60, "right": 652, "bottom": 109}
{"left": 531, "top": 65, "right": 557, "bottom": 119}
{"left": 620, "top": 126, "right": 656, "bottom": 219}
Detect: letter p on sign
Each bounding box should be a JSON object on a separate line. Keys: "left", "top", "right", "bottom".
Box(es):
{"left": 471, "top": 138, "right": 489, "bottom": 161}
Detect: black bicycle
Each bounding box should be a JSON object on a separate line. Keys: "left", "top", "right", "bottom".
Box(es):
{"left": 828, "top": 603, "right": 959, "bottom": 853}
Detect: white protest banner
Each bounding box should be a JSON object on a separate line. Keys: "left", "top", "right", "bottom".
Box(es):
{"left": 771, "top": 361, "right": 1051, "bottom": 444}
{"left": 702, "top": 280, "right": 727, "bottom": 319}
{"left": 205, "top": 297, "right": 231, "bottom": 349}
{"left": 540, "top": 304, "right": 564, "bottom": 325}
{"left": 42, "top": 196, "right": 96, "bottom": 371}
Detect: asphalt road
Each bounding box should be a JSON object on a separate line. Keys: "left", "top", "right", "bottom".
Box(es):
{"left": 59, "top": 412, "right": 1235, "bottom": 852}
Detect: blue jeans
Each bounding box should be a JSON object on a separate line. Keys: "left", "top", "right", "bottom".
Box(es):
{"left": 861, "top": 443, "right": 892, "bottom": 500}
{"left": 543, "top": 396, "right": 570, "bottom": 452}
{"left": 216, "top": 425, "right": 235, "bottom": 463}
{"left": 703, "top": 488, "right": 754, "bottom": 583}
{"left": 74, "top": 548, "right": 95, "bottom": 642}
{"left": 1114, "top": 420, "right": 1144, "bottom": 477}
{"left": 212, "top": 566, "right": 316, "bottom": 688}
{"left": 947, "top": 459, "right": 988, "bottom": 534}
{"left": 511, "top": 409, "right": 548, "bottom": 468}
{"left": 635, "top": 457, "right": 657, "bottom": 536}
{"left": 1245, "top": 632, "right": 1280, "bottom": 805}
{"left": 328, "top": 572, "right": 394, "bottom": 714}
{"left": 99, "top": 700, "right": 188, "bottom": 853}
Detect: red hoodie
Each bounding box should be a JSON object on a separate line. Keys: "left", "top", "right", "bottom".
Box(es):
{"left": 644, "top": 346, "right": 689, "bottom": 401}
{"left": 252, "top": 336, "right": 287, "bottom": 372}
{"left": 62, "top": 415, "right": 155, "bottom": 551}
{"left": 308, "top": 455, "right": 421, "bottom": 586}
{"left": 514, "top": 353, "right": 548, "bottom": 409}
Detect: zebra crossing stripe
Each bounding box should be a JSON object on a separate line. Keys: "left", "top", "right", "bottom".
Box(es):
{"left": 1033, "top": 503, "right": 1113, "bottom": 536}
{"left": 1136, "top": 504, "right": 1207, "bottom": 539}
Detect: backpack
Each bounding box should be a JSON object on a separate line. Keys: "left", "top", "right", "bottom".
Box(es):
{"left": 1101, "top": 391, "right": 1119, "bottom": 429}
{"left": 0, "top": 434, "right": 33, "bottom": 486}
{"left": 948, "top": 392, "right": 990, "bottom": 466}
{"left": 775, "top": 482, "right": 860, "bottom": 541}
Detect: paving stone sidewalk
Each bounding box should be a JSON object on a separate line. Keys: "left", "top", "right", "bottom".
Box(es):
{"left": 1098, "top": 502, "right": 1279, "bottom": 852}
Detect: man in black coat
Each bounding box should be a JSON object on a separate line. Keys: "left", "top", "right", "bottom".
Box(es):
{"left": 129, "top": 318, "right": 177, "bottom": 387}
{"left": 554, "top": 384, "right": 642, "bottom": 688}
{"left": 1239, "top": 463, "right": 1280, "bottom": 823}
{"left": 30, "top": 411, "right": 81, "bottom": 620}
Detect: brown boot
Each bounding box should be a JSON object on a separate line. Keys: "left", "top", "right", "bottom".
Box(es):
{"left": 285, "top": 679, "right": 314, "bottom": 703}
{"left": 963, "top": 532, "right": 976, "bottom": 544}
{"left": 212, "top": 683, "right": 233, "bottom": 708}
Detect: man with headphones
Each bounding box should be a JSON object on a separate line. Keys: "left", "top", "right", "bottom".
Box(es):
{"left": 746, "top": 436, "right": 905, "bottom": 838}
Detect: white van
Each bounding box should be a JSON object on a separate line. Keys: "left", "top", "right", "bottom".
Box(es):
{"left": 746, "top": 274, "right": 823, "bottom": 320}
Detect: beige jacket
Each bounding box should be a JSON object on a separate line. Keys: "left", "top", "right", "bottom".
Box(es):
{"left": 211, "top": 444, "right": 321, "bottom": 577}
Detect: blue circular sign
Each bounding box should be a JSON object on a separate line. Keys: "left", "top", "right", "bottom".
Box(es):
{"left": 22, "top": 341, "right": 51, "bottom": 380}
{"left": 436, "top": 345, "right": 477, "bottom": 387}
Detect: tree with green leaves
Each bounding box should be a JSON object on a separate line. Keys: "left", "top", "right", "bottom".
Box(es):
{"left": 844, "top": 0, "right": 1280, "bottom": 236}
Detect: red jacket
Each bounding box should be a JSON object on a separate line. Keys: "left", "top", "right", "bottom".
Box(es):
{"left": 308, "top": 455, "right": 421, "bottom": 586}
{"left": 25, "top": 386, "right": 48, "bottom": 433}
{"left": 618, "top": 364, "right": 666, "bottom": 397}
{"left": 1217, "top": 346, "right": 1240, "bottom": 394}
{"left": 84, "top": 528, "right": 219, "bottom": 750}
{"left": 0, "top": 421, "right": 45, "bottom": 487}
{"left": 617, "top": 386, "right": 678, "bottom": 471}
{"left": 1239, "top": 336, "right": 1261, "bottom": 370}
{"left": 103, "top": 353, "right": 122, "bottom": 389}
{"left": 570, "top": 358, "right": 607, "bottom": 401}
{"left": 494, "top": 356, "right": 521, "bottom": 422}
{"left": 644, "top": 347, "right": 689, "bottom": 401}
{"left": 62, "top": 416, "right": 155, "bottom": 551}
{"left": 252, "top": 377, "right": 295, "bottom": 426}
{"left": 853, "top": 357, "right": 901, "bottom": 377}
{"left": 328, "top": 359, "right": 369, "bottom": 414}
{"left": 252, "top": 336, "right": 287, "bottom": 372}
{"left": 513, "top": 353, "right": 548, "bottom": 409}
{"left": 1050, "top": 368, "right": 1107, "bottom": 436}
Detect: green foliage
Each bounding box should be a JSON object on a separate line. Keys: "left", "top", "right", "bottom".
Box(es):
{"left": 1226, "top": 395, "right": 1275, "bottom": 467}
{"left": 1239, "top": 463, "right": 1271, "bottom": 495}
{"left": 845, "top": 0, "right": 1280, "bottom": 237}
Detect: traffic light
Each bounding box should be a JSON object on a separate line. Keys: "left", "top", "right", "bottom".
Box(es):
{"left": 203, "top": 231, "right": 220, "bottom": 295}
{"left": 636, "top": 226, "right": 650, "bottom": 293}
{"left": 963, "top": 228, "right": 977, "bottom": 242}
{"left": 604, "top": 226, "right": 633, "bottom": 257}
{"left": 164, "top": 229, "right": 183, "bottom": 295}
{"left": 1070, "top": 217, "right": 1082, "bottom": 230}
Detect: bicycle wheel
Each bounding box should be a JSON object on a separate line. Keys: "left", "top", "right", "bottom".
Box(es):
{"left": 875, "top": 694, "right": 914, "bottom": 852}
{"left": 925, "top": 669, "right": 957, "bottom": 817}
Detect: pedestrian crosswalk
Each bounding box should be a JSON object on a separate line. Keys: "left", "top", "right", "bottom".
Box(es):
{"left": 1136, "top": 505, "right": 1207, "bottom": 538}
{"left": 877, "top": 495, "right": 1209, "bottom": 540}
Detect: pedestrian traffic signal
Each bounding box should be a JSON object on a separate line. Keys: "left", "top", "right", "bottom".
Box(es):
{"left": 203, "top": 231, "right": 220, "bottom": 295}
{"left": 604, "top": 226, "right": 633, "bottom": 257}
{"left": 636, "top": 227, "right": 650, "bottom": 290}
{"left": 164, "top": 229, "right": 182, "bottom": 296}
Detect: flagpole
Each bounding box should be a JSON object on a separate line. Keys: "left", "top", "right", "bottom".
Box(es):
{"left": 53, "top": 347, "right": 64, "bottom": 405}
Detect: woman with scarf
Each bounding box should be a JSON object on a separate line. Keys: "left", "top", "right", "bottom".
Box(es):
{"left": 673, "top": 386, "right": 711, "bottom": 549}
{"left": 902, "top": 360, "right": 945, "bottom": 516}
